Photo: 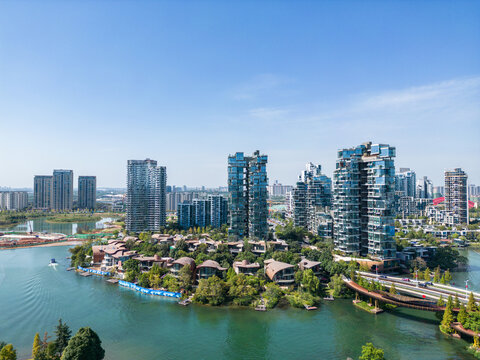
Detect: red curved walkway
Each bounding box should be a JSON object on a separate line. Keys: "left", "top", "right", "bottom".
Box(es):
{"left": 452, "top": 322, "right": 480, "bottom": 338}
{"left": 345, "top": 279, "right": 458, "bottom": 312}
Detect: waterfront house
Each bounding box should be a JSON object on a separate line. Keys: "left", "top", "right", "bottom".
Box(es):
{"left": 170, "top": 257, "right": 196, "bottom": 277}
{"left": 152, "top": 234, "right": 175, "bottom": 246}
{"left": 249, "top": 241, "right": 266, "bottom": 256}
{"left": 298, "top": 259, "right": 322, "bottom": 276}
{"left": 105, "top": 249, "right": 137, "bottom": 268}
{"left": 92, "top": 240, "right": 127, "bottom": 264}
{"left": 133, "top": 254, "right": 174, "bottom": 271}
{"left": 226, "top": 241, "right": 243, "bottom": 255}
{"left": 233, "top": 260, "right": 260, "bottom": 276}
{"left": 196, "top": 260, "right": 227, "bottom": 282}
{"left": 264, "top": 259, "right": 295, "bottom": 285}
{"left": 269, "top": 240, "right": 289, "bottom": 252}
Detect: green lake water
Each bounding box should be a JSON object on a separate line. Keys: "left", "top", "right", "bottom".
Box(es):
{"left": 1, "top": 217, "right": 116, "bottom": 235}
{"left": 0, "top": 246, "right": 478, "bottom": 360}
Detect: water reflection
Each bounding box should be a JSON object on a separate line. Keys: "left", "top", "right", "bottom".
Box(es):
{"left": 1, "top": 217, "right": 116, "bottom": 235}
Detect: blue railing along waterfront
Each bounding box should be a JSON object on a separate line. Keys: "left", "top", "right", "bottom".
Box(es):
{"left": 77, "top": 266, "right": 111, "bottom": 276}
{"left": 118, "top": 280, "right": 181, "bottom": 298}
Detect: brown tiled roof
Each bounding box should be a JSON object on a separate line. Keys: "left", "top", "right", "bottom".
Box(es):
{"left": 233, "top": 260, "right": 260, "bottom": 269}
{"left": 298, "top": 259, "right": 321, "bottom": 270}
{"left": 265, "top": 260, "right": 294, "bottom": 280}
{"left": 173, "top": 257, "right": 196, "bottom": 268}
{"left": 197, "top": 260, "right": 227, "bottom": 271}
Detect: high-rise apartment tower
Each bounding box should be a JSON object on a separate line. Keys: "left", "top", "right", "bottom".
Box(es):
{"left": 126, "top": 159, "right": 166, "bottom": 232}
{"left": 333, "top": 142, "right": 396, "bottom": 260}
{"left": 228, "top": 151, "right": 268, "bottom": 239}
{"left": 78, "top": 176, "right": 97, "bottom": 210}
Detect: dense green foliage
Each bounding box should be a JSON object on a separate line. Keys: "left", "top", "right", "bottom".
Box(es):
{"left": 263, "top": 283, "right": 284, "bottom": 309}
{"left": 61, "top": 327, "right": 104, "bottom": 360}
{"left": 193, "top": 276, "right": 227, "bottom": 306}
{"left": 440, "top": 296, "right": 454, "bottom": 333}
{"left": 286, "top": 291, "right": 318, "bottom": 308}
{"left": 359, "top": 343, "right": 385, "bottom": 360}
{"left": 69, "top": 243, "right": 93, "bottom": 268}
{"left": 0, "top": 344, "right": 16, "bottom": 360}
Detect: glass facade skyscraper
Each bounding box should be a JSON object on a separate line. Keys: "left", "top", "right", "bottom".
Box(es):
{"left": 333, "top": 142, "right": 396, "bottom": 260}
{"left": 209, "top": 194, "right": 228, "bottom": 229}
{"left": 292, "top": 163, "right": 332, "bottom": 231}
{"left": 177, "top": 195, "right": 227, "bottom": 230}
{"left": 126, "top": 159, "right": 166, "bottom": 232}
{"left": 395, "top": 168, "right": 416, "bottom": 198}
{"left": 228, "top": 151, "right": 268, "bottom": 239}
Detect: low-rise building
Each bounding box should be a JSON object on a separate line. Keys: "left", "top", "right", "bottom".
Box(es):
{"left": 133, "top": 254, "right": 174, "bottom": 271}
{"left": 233, "top": 260, "right": 260, "bottom": 276}
{"left": 226, "top": 241, "right": 243, "bottom": 255}
{"left": 196, "top": 260, "right": 227, "bottom": 282}
{"left": 269, "top": 240, "right": 289, "bottom": 252}
{"left": 298, "top": 259, "right": 322, "bottom": 276}
{"left": 249, "top": 241, "right": 266, "bottom": 255}
{"left": 170, "top": 257, "right": 196, "bottom": 277}
{"left": 264, "top": 259, "right": 295, "bottom": 285}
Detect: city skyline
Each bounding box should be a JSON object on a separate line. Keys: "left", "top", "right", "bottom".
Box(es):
{"left": 1, "top": 1, "right": 479, "bottom": 188}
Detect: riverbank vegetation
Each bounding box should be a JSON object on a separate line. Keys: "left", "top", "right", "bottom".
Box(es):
{"left": 0, "top": 211, "right": 47, "bottom": 227}
{"left": 359, "top": 342, "right": 385, "bottom": 360}
{"left": 45, "top": 213, "right": 103, "bottom": 223}
{"left": 0, "top": 210, "right": 122, "bottom": 227}
{"left": 0, "top": 319, "right": 104, "bottom": 360}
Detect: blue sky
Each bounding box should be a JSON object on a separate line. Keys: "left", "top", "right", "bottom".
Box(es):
{"left": 1, "top": 0, "right": 479, "bottom": 188}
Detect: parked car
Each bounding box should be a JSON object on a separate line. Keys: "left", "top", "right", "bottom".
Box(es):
{"left": 419, "top": 282, "right": 427, "bottom": 288}
{"left": 402, "top": 278, "right": 410, "bottom": 282}
{"left": 426, "top": 281, "right": 433, "bottom": 286}
{"left": 379, "top": 275, "right": 387, "bottom": 279}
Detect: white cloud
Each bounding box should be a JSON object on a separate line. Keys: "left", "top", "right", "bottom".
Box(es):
{"left": 356, "top": 76, "right": 480, "bottom": 110}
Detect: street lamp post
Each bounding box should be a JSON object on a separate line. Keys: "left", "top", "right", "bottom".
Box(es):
{"left": 415, "top": 270, "right": 418, "bottom": 288}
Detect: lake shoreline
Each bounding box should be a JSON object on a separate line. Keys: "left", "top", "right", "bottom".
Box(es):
{"left": 0, "top": 240, "right": 83, "bottom": 250}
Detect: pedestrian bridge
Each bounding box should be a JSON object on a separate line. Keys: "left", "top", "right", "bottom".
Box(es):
{"left": 343, "top": 277, "right": 458, "bottom": 312}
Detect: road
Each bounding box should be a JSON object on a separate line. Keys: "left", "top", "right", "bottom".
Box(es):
{"left": 358, "top": 272, "right": 480, "bottom": 304}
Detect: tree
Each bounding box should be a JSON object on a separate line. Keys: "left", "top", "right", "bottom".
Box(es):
{"left": 454, "top": 294, "right": 460, "bottom": 309}
{"left": 178, "top": 264, "right": 193, "bottom": 290}
{"left": 457, "top": 305, "right": 467, "bottom": 325}
{"left": 138, "top": 273, "right": 151, "bottom": 288}
{"left": 329, "top": 274, "right": 345, "bottom": 297}
{"left": 410, "top": 257, "right": 427, "bottom": 271}
{"left": 193, "top": 276, "right": 227, "bottom": 306}
{"left": 359, "top": 343, "right": 385, "bottom": 360}
{"left": 302, "top": 269, "right": 320, "bottom": 295}
{"left": 0, "top": 344, "right": 16, "bottom": 360}
{"left": 441, "top": 296, "right": 455, "bottom": 334}
{"left": 433, "top": 266, "right": 441, "bottom": 283}
{"left": 444, "top": 269, "right": 452, "bottom": 282}
{"left": 423, "top": 267, "right": 430, "bottom": 281}
{"left": 440, "top": 274, "right": 446, "bottom": 284}
{"left": 32, "top": 333, "right": 41, "bottom": 359}
{"left": 61, "top": 327, "right": 104, "bottom": 360}
{"left": 227, "top": 274, "right": 259, "bottom": 306}
{"left": 389, "top": 284, "right": 397, "bottom": 295}
{"left": 467, "top": 292, "right": 477, "bottom": 312}
{"left": 122, "top": 259, "right": 140, "bottom": 272}
{"left": 163, "top": 275, "right": 181, "bottom": 292}
{"left": 263, "top": 283, "right": 283, "bottom": 309}
{"left": 437, "top": 295, "right": 445, "bottom": 306}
